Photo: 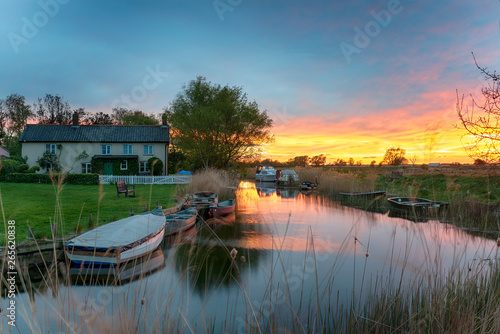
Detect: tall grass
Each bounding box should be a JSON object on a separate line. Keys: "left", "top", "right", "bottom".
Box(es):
{"left": 186, "top": 168, "right": 239, "bottom": 201}
{"left": 295, "top": 167, "right": 378, "bottom": 195}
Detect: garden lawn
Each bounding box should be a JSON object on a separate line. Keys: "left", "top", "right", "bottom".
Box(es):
{"left": 0, "top": 182, "right": 178, "bottom": 244}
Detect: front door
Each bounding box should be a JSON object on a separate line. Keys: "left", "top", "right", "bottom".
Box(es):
{"left": 103, "top": 162, "right": 113, "bottom": 175}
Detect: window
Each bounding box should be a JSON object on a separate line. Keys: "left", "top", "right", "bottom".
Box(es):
{"left": 101, "top": 145, "right": 111, "bottom": 155}
{"left": 123, "top": 144, "right": 133, "bottom": 155}
{"left": 120, "top": 160, "right": 128, "bottom": 170}
{"left": 45, "top": 144, "right": 56, "bottom": 154}
{"left": 144, "top": 145, "right": 153, "bottom": 155}
{"left": 82, "top": 163, "right": 92, "bottom": 174}
{"left": 46, "top": 163, "right": 53, "bottom": 172}
{"left": 140, "top": 161, "right": 150, "bottom": 173}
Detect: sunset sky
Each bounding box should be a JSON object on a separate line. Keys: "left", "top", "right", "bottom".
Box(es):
{"left": 1, "top": 1, "right": 499, "bottom": 164}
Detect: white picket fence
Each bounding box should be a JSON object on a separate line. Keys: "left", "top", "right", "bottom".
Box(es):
{"left": 99, "top": 175, "right": 192, "bottom": 185}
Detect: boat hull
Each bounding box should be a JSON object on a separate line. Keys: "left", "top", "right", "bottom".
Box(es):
{"left": 64, "top": 209, "right": 166, "bottom": 266}
{"left": 65, "top": 228, "right": 165, "bottom": 265}
{"left": 164, "top": 207, "right": 198, "bottom": 236}
{"left": 210, "top": 199, "right": 236, "bottom": 217}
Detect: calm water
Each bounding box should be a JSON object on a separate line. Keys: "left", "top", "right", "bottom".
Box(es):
{"left": 2, "top": 181, "right": 498, "bottom": 332}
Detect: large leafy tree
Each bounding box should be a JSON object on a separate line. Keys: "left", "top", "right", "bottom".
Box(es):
{"left": 165, "top": 76, "right": 274, "bottom": 169}
{"left": 457, "top": 54, "right": 500, "bottom": 164}
{"left": 382, "top": 147, "right": 407, "bottom": 165}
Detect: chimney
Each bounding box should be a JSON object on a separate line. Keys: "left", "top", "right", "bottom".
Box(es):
{"left": 72, "top": 112, "right": 79, "bottom": 126}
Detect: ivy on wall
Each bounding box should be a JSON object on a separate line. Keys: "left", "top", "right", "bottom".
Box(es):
{"left": 91, "top": 156, "right": 139, "bottom": 175}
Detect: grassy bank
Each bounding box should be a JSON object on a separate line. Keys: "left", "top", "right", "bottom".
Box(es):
{"left": 0, "top": 182, "right": 177, "bottom": 243}
{"left": 292, "top": 166, "right": 500, "bottom": 229}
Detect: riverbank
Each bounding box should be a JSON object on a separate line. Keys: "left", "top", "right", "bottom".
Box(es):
{"left": 292, "top": 165, "right": 500, "bottom": 230}
{"left": 0, "top": 182, "right": 178, "bottom": 244}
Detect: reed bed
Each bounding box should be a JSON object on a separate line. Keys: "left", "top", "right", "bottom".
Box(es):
{"left": 186, "top": 168, "right": 239, "bottom": 201}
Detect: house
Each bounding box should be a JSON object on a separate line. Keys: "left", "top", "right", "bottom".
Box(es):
{"left": 19, "top": 115, "right": 169, "bottom": 175}
{"left": 0, "top": 146, "right": 10, "bottom": 159}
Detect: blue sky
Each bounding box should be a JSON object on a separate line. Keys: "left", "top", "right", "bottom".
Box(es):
{"left": 1, "top": 0, "right": 499, "bottom": 162}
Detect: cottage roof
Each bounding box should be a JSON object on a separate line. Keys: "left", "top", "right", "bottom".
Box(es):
{"left": 19, "top": 125, "right": 170, "bottom": 143}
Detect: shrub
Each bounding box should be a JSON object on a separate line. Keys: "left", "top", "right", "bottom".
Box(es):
{"left": 0, "top": 173, "right": 99, "bottom": 184}
{"left": 148, "top": 157, "right": 164, "bottom": 176}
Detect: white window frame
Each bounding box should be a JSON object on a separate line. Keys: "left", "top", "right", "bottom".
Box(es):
{"left": 123, "top": 144, "right": 133, "bottom": 155}
{"left": 120, "top": 160, "right": 128, "bottom": 170}
{"left": 101, "top": 145, "right": 111, "bottom": 155}
{"left": 45, "top": 144, "right": 56, "bottom": 154}
{"left": 144, "top": 145, "right": 153, "bottom": 155}
{"left": 140, "top": 161, "right": 150, "bottom": 173}
{"left": 82, "top": 163, "right": 92, "bottom": 174}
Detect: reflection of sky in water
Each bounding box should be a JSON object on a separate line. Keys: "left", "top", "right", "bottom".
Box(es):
{"left": 3, "top": 181, "right": 498, "bottom": 332}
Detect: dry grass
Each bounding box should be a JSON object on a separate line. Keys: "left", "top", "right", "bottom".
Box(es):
{"left": 295, "top": 167, "right": 378, "bottom": 195}
{"left": 186, "top": 168, "right": 239, "bottom": 201}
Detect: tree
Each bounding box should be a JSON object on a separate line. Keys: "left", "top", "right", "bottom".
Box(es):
{"left": 408, "top": 153, "right": 419, "bottom": 166}
{"left": 457, "top": 54, "right": 500, "bottom": 164}
{"left": 348, "top": 157, "right": 355, "bottom": 166}
{"left": 33, "top": 94, "right": 72, "bottom": 124}
{"left": 85, "top": 111, "right": 113, "bottom": 125}
{"left": 165, "top": 76, "right": 274, "bottom": 169}
{"left": 4, "top": 93, "right": 32, "bottom": 137}
{"left": 3, "top": 94, "right": 32, "bottom": 156}
{"left": 370, "top": 160, "right": 377, "bottom": 167}
{"left": 289, "top": 156, "right": 309, "bottom": 167}
{"left": 382, "top": 147, "right": 406, "bottom": 165}
{"left": 310, "top": 154, "right": 326, "bottom": 167}
{"left": 112, "top": 108, "right": 159, "bottom": 125}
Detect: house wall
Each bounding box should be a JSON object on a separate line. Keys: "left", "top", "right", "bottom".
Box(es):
{"left": 22, "top": 142, "right": 169, "bottom": 174}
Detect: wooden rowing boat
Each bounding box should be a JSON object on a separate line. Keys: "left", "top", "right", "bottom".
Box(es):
{"left": 164, "top": 207, "right": 198, "bottom": 236}
{"left": 210, "top": 199, "right": 236, "bottom": 218}
{"left": 64, "top": 209, "right": 166, "bottom": 265}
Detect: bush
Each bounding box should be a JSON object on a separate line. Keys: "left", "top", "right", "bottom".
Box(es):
{"left": 27, "top": 166, "right": 41, "bottom": 173}
{"left": 0, "top": 173, "right": 99, "bottom": 184}
{"left": 148, "top": 157, "right": 164, "bottom": 175}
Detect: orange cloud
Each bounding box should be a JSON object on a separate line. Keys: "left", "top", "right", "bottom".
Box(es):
{"left": 265, "top": 92, "right": 471, "bottom": 164}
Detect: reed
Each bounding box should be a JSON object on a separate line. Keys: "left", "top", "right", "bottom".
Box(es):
{"left": 186, "top": 168, "right": 239, "bottom": 201}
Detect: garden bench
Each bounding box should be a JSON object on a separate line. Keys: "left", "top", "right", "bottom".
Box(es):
{"left": 116, "top": 181, "right": 136, "bottom": 198}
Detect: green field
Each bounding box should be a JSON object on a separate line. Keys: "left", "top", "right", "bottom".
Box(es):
{"left": 0, "top": 182, "right": 177, "bottom": 243}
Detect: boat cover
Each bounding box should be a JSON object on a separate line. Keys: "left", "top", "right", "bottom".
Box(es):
{"left": 65, "top": 209, "right": 165, "bottom": 252}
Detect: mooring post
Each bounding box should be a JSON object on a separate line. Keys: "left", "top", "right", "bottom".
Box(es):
{"left": 156, "top": 200, "right": 159, "bottom": 209}
{"left": 130, "top": 206, "right": 134, "bottom": 216}
{"left": 51, "top": 223, "right": 57, "bottom": 238}
{"left": 143, "top": 203, "right": 147, "bottom": 212}
{"left": 28, "top": 226, "right": 35, "bottom": 239}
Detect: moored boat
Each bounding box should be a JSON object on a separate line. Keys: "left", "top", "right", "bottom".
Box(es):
{"left": 191, "top": 191, "right": 219, "bottom": 206}
{"left": 339, "top": 191, "right": 386, "bottom": 198}
{"left": 164, "top": 207, "right": 198, "bottom": 236}
{"left": 64, "top": 209, "right": 166, "bottom": 265}
{"left": 387, "top": 197, "right": 449, "bottom": 214}
{"left": 255, "top": 164, "right": 277, "bottom": 182}
{"left": 300, "top": 181, "right": 317, "bottom": 191}
{"left": 210, "top": 199, "right": 236, "bottom": 218}
{"left": 276, "top": 169, "right": 300, "bottom": 186}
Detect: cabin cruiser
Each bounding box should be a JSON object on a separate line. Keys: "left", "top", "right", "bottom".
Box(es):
{"left": 255, "top": 164, "right": 277, "bottom": 182}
